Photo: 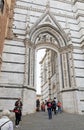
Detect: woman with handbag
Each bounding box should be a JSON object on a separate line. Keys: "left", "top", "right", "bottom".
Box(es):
{"left": 13, "top": 98, "right": 23, "bottom": 128}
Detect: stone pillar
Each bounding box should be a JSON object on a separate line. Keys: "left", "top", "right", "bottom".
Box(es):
{"left": 24, "top": 39, "right": 35, "bottom": 88}
{"left": 22, "top": 39, "right": 36, "bottom": 114}
{"left": 29, "top": 47, "right": 35, "bottom": 87}
{"left": 59, "top": 44, "right": 74, "bottom": 89}
{"left": 23, "top": 42, "right": 30, "bottom": 86}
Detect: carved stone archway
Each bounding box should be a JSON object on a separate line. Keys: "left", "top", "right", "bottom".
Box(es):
{"left": 27, "top": 23, "right": 74, "bottom": 102}
{"left": 23, "top": 8, "right": 77, "bottom": 113}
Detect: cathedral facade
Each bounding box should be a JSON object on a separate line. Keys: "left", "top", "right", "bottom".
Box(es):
{"left": 0, "top": 0, "right": 84, "bottom": 115}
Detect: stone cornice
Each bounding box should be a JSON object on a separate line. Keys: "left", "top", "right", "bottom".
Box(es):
{"left": 15, "top": 5, "right": 74, "bottom": 19}
{"left": 73, "top": 0, "right": 84, "bottom": 4}
{"left": 15, "top": 5, "right": 44, "bottom": 13}
{"left": 75, "top": 13, "right": 84, "bottom": 20}
{"left": 60, "top": 88, "right": 79, "bottom": 93}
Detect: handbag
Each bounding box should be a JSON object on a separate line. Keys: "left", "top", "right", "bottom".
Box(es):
{"left": 13, "top": 107, "right": 19, "bottom": 113}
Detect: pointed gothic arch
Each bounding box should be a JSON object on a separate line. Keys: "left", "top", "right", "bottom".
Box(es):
{"left": 30, "top": 24, "right": 67, "bottom": 48}
{"left": 28, "top": 9, "right": 73, "bottom": 99}
{"left": 23, "top": 6, "right": 76, "bottom": 114}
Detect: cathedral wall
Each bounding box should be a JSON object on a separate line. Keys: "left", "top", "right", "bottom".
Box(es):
{"left": 62, "top": 91, "right": 78, "bottom": 113}
{"left": 0, "top": 87, "right": 22, "bottom": 110}
{"left": 0, "top": 39, "right": 25, "bottom": 84}
{"left": 73, "top": 48, "right": 84, "bottom": 88}
{"left": 22, "top": 88, "right": 36, "bottom": 114}
{"left": 0, "top": 0, "right": 84, "bottom": 114}
{"left": 14, "top": 0, "right": 83, "bottom": 47}
{"left": 76, "top": 91, "right": 84, "bottom": 114}
{"left": 73, "top": 1, "right": 84, "bottom": 42}
{"left": 50, "top": 74, "right": 57, "bottom": 98}
{"left": 41, "top": 82, "right": 49, "bottom": 101}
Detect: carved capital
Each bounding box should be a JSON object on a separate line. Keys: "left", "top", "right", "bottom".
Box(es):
{"left": 24, "top": 38, "right": 33, "bottom": 48}
{"left": 59, "top": 44, "right": 73, "bottom": 54}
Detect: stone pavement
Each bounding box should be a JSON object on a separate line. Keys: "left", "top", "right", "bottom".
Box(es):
{"left": 14, "top": 111, "right": 84, "bottom": 130}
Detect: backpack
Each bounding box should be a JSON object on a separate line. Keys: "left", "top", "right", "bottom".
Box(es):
{"left": 53, "top": 101, "right": 56, "bottom": 108}
{"left": 0, "top": 120, "right": 10, "bottom": 130}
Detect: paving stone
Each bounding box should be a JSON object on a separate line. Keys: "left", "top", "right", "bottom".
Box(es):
{"left": 13, "top": 111, "right": 84, "bottom": 130}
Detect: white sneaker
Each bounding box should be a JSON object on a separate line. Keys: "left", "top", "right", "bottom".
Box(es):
{"left": 16, "top": 125, "right": 19, "bottom": 128}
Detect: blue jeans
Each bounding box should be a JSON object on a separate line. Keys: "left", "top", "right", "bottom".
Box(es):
{"left": 47, "top": 108, "right": 52, "bottom": 119}
{"left": 58, "top": 107, "right": 62, "bottom": 113}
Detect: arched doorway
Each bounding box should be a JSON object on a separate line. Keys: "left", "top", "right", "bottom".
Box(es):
{"left": 27, "top": 22, "right": 76, "bottom": 113}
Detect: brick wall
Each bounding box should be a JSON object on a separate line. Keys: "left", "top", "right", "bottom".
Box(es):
{"left": 0, "top": 0, "right": 13, "bottom": 67}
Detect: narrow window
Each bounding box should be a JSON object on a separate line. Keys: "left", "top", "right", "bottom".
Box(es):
{"left": 0, "top": 0, "right": 4, "bottom": 13}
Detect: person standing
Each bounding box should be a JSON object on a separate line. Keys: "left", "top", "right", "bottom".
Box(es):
{"left": 57, "top": 100, "right": 62, "bottom": 113}
{"left": 41, "top": 102, "right": 45, "bottom": 112}
{"left": 0, "top": 109, "right": 13, "bottom": 130}
{"left": 52, "top": 99, "right": 56, "bottom": 115}
{"left": 13, "top": 97, "right": 23, "bottom": 128}
{"left": 36, "top": 99, "right": 40, "bottom": 111}
{"left": 47, "top": 99, "right": 52, "bottom": 119}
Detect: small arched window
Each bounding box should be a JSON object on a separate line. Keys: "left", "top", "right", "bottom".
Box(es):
{"left": 0, "top": 0, "right": 4, "bottom": 13}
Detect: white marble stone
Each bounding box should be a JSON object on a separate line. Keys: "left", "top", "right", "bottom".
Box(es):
{"left": 2, "top": 53, "right": 25, "bottom": 63}
{"left": 1, "top": 63, "right": 24, "bottom": 72}
{"left": 0, "top": 72, "right": 24, "bottom": 84}
{"left": 4, "top": 45, "right": 25, "bottom": 54}
{"left": 4, "top": 40, "right": 24, "bottom": 46}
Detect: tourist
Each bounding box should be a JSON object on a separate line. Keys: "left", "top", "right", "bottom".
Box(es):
{"left": 36, "top": 99, "right": 40, "bottom": 111}
{"left": 57, "top": 101, "right": 62, "bottom": 113}
{"left": 52, "top": 99, "right": 56, "bottom": 115}
{"left": 41, "top": 102, "right": 45, "bottom": 112}
{"left": 13, "top": 97, "right": 23, "bottom": 128}
{"left": 0, "top": 109, "right": 13, "bottom": 130}
{"left": 47, "top": 99, "right": 52, "bottom": 119}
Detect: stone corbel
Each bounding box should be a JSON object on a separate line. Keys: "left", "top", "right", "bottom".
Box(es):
{"left": 59, "top": 44, "right": 73, "bottom": 54}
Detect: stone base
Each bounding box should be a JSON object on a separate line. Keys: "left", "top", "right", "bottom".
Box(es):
{"left": 0, "top": 84, "right": 36, "bottom": 115}
{"left": 60, "top": 89, "right": 84, "bottom": 115}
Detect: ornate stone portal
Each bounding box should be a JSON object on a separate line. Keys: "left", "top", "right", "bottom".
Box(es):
{"left": 0, "top": 0, "right": 84, "bottom": 115}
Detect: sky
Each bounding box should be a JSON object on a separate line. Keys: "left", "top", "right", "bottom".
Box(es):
{"left": 36, "top": 49, "right": 46, "bottom": 94}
